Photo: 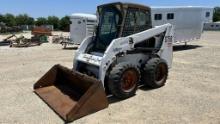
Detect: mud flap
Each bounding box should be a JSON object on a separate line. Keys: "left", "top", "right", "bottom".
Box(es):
{"left": 34, "top": 64, "right": 108, "bottom": 122}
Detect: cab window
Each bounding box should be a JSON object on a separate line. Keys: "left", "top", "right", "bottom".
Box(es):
{"left": 122, "top": 8, "right": 151, "bottom": 37}
{"left": 136, "top": 11, "right": 151, "bottom": 32}
{"left": 122, "top": 8, "right": 137, "bottom": 37}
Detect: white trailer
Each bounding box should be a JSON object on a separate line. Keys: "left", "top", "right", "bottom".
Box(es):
{"left": 151, "top": 6, "right": 213, "bottom": 44}
{"left": 69, "top": 7, "right": 213, "bottom": 46}
{"left": 69, "top": 13, "right": 97, "bottom": 45}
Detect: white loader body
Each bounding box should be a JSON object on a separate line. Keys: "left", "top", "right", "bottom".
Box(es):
{"left": 73, "top": 24, "right": 174, "bottom": 84}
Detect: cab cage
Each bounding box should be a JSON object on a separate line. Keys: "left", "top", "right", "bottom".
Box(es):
{"left": 98, "top": 2, "right": 152, "bottom": 37}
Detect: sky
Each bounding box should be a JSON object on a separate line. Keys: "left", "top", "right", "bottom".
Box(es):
{"left": 0, "top": 0, "right": 219, "bottom": 18}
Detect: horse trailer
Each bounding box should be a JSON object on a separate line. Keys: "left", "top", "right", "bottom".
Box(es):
{"left": 69, "top": 13, "right": 97, "bottom": 45}
{"left": 151, "top": 6, "right": 213, "bottom": 44}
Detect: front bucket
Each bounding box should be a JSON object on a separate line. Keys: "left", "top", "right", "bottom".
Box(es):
{"left": 34, "top": 64, "right": 108, "bottom": 122}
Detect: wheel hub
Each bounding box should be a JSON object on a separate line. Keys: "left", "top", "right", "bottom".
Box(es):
{"left": 121, "top": 69, "right": 138, "bottom": 92}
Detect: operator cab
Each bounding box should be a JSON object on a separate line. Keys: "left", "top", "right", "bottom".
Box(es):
{"left": 87, "top": 2, "right": 152, "bottom": 54}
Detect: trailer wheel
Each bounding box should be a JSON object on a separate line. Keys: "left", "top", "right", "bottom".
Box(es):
{"left": 143, "top": 58, "right": 168, "bottom": 88}
{"left": 108, "top": 63, "right": 140, "bottom": 99}
{"left": 64, "top": 43, "right": 67, "bottom": 49}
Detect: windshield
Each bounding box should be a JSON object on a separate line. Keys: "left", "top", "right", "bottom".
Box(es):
{"left": 94, "top": 7, "right": 121, "bottom": 52}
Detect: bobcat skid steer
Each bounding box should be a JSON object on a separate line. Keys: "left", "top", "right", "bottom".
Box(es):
{"left": 34, "top": 2, "right": 174, "bottom": 122}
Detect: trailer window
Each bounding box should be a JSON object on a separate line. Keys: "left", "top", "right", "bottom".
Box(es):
{"left": 154, "top": 14, "right": 162, "bottom": 20}
{"left": 167, "top": 13, "right": 174, "bottom": 20}
{"left": 206, "top": 12, "right": 210, "bottom": 17}
{"left": 87, "top": 20, "right": 96, "bottom": 23}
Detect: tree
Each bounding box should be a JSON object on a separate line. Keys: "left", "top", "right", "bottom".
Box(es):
{"left": 0, "top": 14, "right": 4, "bottom": 23}
{"left": 59, "top": 16, "right": 70, "bottom": 31}
{"left": 26, "top": 17, "right": 34, "bottom": 25}
{"left": 35, "top": 17, "right": 47, "bottom": 26}
{"left": 4, "top": 13, "right": 16, "bottom": 26}
{"left": 47, "top": 16, "right": 60, "bottom": 30}
{"left": 213, "top": 7, "right": 220, "bottom": 22}
{"left": 16, "top": 14, "right": 34, "bottom": 26}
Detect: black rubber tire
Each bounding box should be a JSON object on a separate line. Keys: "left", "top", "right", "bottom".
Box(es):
{"left": 143, "top": 58, "right": 168, "bottom": 88}
{"left": 108, "top": 62, "right": 140, "bottom": 99}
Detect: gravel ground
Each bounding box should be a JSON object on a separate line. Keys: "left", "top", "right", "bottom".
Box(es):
{"left": 0, "top": 31, "right": 219, "bottom": 124}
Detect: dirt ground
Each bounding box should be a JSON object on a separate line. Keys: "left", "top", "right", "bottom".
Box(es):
{"left": 0, "top": 31, "right": 219, "bottom": 124}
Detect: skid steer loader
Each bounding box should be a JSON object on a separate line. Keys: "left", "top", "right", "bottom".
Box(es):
{"left": 34, "top": 2, "right": 174, "bottom": 122}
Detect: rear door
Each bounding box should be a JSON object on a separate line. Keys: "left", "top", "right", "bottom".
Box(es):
{"left": 70, "top": 18, "right": 86, "bottom": 44}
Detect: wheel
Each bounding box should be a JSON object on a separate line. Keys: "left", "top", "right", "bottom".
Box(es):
{"left": 108, "top": 62, "right": 140, "bottom": 99}
{"left": 142, "top": 58, "right": 168, "bottom": 88}
{"left": 64, "top": 43, "right": 67, "bottom": 49}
